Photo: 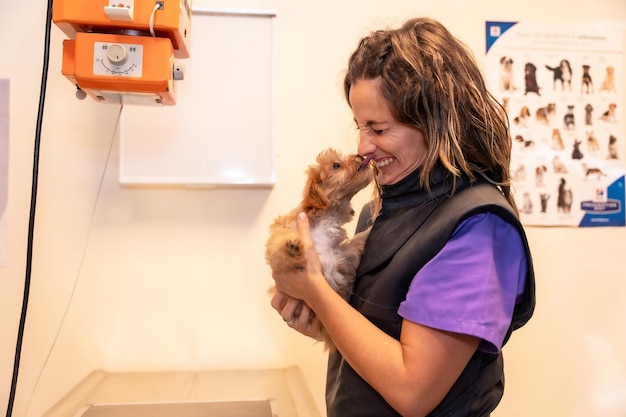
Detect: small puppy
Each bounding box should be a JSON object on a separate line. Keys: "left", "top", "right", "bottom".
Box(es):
{"left": 513, "top": 163, "right": 526, "bottom": 181}
{"left": 586, "top": 131, "right": 600, "bottom": 152}
{"left": 515, "top": 134, "right": 535, "bottom": 150}
{"left": 524, "top": 62, "right": 541, "bottom": 95}
{"left": 539, "top": 193, "right": 550, "bottom": 213}
{"left": 513, "top": 106, "right": 531, "bottom": 127}
{"left": 600, "top": 66, "right": 616, "bottom": 92}
{"left": 572, "top": 140, "right": 584, "bottom": 160}
{"left": 521, "top": 192, "right": 533, "bottom": 214}
{"left": 552, "top": 155, "right": 568, "bottom": 173}
{"left": 584, "top": 103, "right": 594, "bottom": 125}
{"left": 536, "top": 103, "right": 556, "bottom": 125}
{"left": 564, "top": 105, "right": 576, "bottom": 130}
{"left": 535, "top": 165, "right": 547, "bottom": 187}
{"left": 600, "top": 103, "right": 617, "bottom": 122}
{"left": 557, "top": 178, "right": 573, "bottom": 214}
{"left": 551, "top": 128, "right": 564, "bottom": 150}
{"left": 499, "top": 56, "right": 515, "bottom": 92}
{"left": 581, "top": 65, "right": 594, "bottom": 94}
{"left": 608, "top": 135, "right": 619, "bottom": 159}
{"left": 265, "top": 148, "right": 374, "bottom": 349}
{"left": 545, "top": 59, "right": 572, "bottom": 91}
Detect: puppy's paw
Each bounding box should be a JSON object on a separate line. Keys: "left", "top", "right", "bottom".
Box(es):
{"left": 285, "top": 239, "right": 302, "bottom": 258}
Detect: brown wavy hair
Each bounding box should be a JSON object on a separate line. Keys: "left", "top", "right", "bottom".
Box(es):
{"left": 344, "top": 17, "right": 517, "bottom": 213}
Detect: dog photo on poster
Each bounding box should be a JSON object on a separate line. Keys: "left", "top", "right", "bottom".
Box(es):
{"left": 485, "top": 21, "right": 625, "bottom": 227}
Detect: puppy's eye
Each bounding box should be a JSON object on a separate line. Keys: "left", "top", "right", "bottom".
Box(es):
{"left": 332, "top": 162, "right": 341, "bottom": 169}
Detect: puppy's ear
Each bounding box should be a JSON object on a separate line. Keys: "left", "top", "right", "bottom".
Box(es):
{"left": 302, "top": 167, "right": 330, "bottom": 212}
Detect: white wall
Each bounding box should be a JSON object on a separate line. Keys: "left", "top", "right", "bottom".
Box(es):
{"left": 1, "top": 1, "right": 625, "bottom": 416}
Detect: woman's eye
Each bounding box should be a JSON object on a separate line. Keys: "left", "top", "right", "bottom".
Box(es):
{"left": 373, "top": 129, "right": 385, "bottom": 135}
{"left": 332, "top": 162, "right": 341, "bottom": 169}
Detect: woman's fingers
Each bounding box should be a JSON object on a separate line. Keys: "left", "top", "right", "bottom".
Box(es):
{"left": 272, "top": 291, "right": 302, "bottom": 324}
{"left": 293, "top": 302, "right": 324, "bottom": 339}
{"left": 270, "top": 291, "right": 284, "bottom": 316}
{"left": 271, "top": 291, "right": 323, "bottom": 339}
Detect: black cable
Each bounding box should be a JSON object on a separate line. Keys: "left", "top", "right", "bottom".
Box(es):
{"left": 20, "top": 103, "right": 123, "bottom": 417}
{"left": 6, "top": 0, "right": 54, "bottom": 416}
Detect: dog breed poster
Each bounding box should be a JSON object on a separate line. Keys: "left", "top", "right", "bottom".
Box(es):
{"left": 485, "top": 21, "right": 625, "bottom": 227}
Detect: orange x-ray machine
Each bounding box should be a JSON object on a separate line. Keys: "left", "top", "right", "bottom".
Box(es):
{"left": 53, "top": 0, "right": 192, "bottom": 105}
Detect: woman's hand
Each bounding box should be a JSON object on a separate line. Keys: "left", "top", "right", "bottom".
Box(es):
{"left": 271, "top": 212, "right": 326, "bottom": 302}
{"left": 271, "top": 290, "right": 324, "bottom": 340}
{"left": 270, "top": 212, "right": 327, "bottom": 339}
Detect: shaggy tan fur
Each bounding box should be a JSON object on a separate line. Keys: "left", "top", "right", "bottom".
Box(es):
{"left": 265, "top": 148, "right": 374, "bottom": 350}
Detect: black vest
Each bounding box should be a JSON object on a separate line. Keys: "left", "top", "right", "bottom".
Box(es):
{"left": 326, "top": 182, "right": 536, "bottom": 417}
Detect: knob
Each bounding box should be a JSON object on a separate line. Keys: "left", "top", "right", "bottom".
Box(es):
{"left": 172, "top": 62, "right": 185, "bottom": 80}
{"left": 106, "top": 43, "right": 128, "bottom": 66}
{"left": 75, "top": 86, "right": 87, "bottom": 100}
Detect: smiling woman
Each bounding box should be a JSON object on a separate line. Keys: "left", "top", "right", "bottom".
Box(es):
{"left": 269, "top": 16, "right": 535, "bottom": 417}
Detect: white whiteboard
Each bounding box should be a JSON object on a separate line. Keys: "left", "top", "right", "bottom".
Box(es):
{"left": 119, "top": 9, "right": 275, "bottom": 186}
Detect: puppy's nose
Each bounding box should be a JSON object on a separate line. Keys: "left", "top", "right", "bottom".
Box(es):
{"left": 358, "top": 154, "right": 373, "bottom": 168}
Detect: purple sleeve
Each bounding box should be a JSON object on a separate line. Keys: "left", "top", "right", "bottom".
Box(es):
{"left": 397, "top": 212, "right": 527, "bottom": 353}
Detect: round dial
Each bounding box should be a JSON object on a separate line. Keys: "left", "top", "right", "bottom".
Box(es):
{"left": 106, "top": 44, "right": 128, "bottom": 66}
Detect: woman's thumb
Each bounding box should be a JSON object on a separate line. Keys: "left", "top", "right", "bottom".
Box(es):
{"left": 296, "top": 212, "right": 311, "bottom": 244}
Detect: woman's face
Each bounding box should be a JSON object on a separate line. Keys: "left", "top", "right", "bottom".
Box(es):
{"left": 350, "top": 78, "right": 427, "bottom": 186}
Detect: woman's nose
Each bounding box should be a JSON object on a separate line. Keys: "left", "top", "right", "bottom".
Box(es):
{"left": 357, "top": 133, "right": 376, "bottom": 157}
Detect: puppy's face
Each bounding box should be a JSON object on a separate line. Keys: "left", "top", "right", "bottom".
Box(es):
{"left": 500, "top": 56, "right": 514, "bottom": 71}
{"left": 302, "top": 148, "right": 374, "bottom": 213}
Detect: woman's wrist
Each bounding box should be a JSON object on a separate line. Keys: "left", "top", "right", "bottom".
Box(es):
{"left": 304, "top": 273, "right": 343, "bottom": 319}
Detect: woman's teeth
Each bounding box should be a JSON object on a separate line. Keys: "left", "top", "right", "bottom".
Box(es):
{"left": 376, "top": 158, "right": 394, "bottom": 168}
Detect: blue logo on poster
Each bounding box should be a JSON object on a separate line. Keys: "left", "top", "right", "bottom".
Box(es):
{"left": 580, "top": 200, "right": 620, "bottom": 213}
{"left": 579, "top": 176, "right": 626, "bottom": 227}
{"left": 486, "top": 21, "right": 517, "bottom": 53}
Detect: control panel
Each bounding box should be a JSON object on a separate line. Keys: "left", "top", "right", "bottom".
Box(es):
{"left": 94, "top": 42, "right": 144, "bottom": 77}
